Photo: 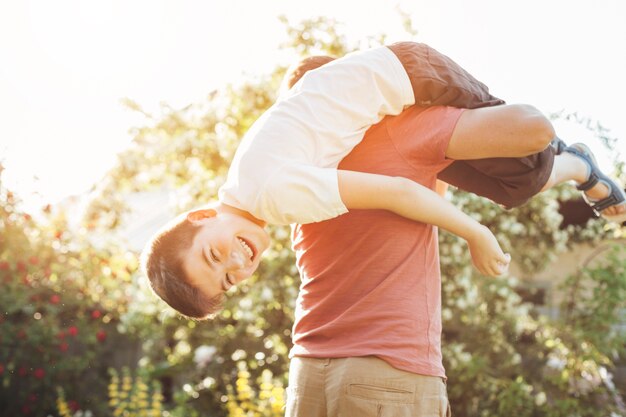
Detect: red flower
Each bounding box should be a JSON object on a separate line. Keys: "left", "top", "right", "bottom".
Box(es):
{"left": 18, "top": 367, "right": 28, "bottom": 377}
{"left": 33, "top": 368, "right": 45, "bottom": 379}
{"left": 50, "top": 294, "right": 61, "bottom": 305}
{"left": 54, "top": 230, "right": 63, "bottom": 239}
{"left": 28, "top": 256, "right": 39, "bottom": 265}
{"left": 91, "top": 310, "right": 102, "bottom": 319}
{"left": 0, "top": 261, "right": 9, "bottom": 271}
{"left": 16, "top": 261, "right": 27, "bottom": 273}
{"left": 68, "top": 400, "right": 80, "bottom": 413}
{"left": 59, "top": 342, "right": 69, "bottom": 352}
{"left": 21, "top": 275, "right": 31, "bottom": 286}
{"left": 96, "top": 330, "right": 107, "bottom": 343}
{"left": 68, "top": 326, "right": 78, "bottom": 337}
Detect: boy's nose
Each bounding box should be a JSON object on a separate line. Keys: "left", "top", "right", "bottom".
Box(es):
{"left": 227, "top": 250, "right": 246, "bottom": 270}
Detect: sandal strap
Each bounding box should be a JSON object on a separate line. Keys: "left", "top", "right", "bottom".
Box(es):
{"left": 551, "top": 137, "right": 568, "bottom": 155}
{"left": 591, "top": 194, "right": 622, "bottom": 212}
{"left": 588, "top": 179, "right": 626, "bottom": 213}
{"left": 577, "top": 172, "right": 599, "bottom": 192}
{"left": 563, "top": 143, "right": 626, "bottom": 216}
{"left": 562, "top": 145, "right": 599, "bottom": 191}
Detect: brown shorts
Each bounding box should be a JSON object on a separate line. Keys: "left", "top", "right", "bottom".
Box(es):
{"left": 387, "top": 42, "right": 554, "bottom": 208}
{"left": 438, "top": 149, "right": 556, "bottom": 208}
{"left": 285, "top": 356, "right": 451, "bottom": 417}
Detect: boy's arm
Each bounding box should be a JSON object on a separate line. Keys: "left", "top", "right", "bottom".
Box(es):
{"left": 435, "top": 180, "right": 449, "bottom": 197}
{"left": 337, "top": 170, "right": 510, "bottom": 277}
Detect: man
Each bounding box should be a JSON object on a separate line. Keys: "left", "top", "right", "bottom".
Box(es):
{"left": 286, "top": 102, "right": 459, "bottom": 417}
{"left": 276, "top": 53, "right": 626, "bottom": 417}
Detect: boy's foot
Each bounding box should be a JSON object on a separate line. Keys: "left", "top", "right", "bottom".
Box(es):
{"left": 563, "top": 143, "right": 626, "bottom": 223}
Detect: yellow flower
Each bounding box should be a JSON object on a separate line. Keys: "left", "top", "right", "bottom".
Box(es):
{"left": 56, "top": 389, "right": 72, "bottom": 417}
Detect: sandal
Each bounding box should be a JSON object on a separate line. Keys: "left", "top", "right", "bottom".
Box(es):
{"left": 551, "top": 137, "right": 568, "bottom": 155}
{"left": 563, "top": 143, "right": 626, "bottom": 223}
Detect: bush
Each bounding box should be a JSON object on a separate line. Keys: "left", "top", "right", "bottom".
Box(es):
{"left": 0, "top": 177, "right": 141, "bottom": 416}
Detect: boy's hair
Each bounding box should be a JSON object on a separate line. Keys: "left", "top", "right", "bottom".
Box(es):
{"left": 282, "top": 55, "right": 336, "bottom": 91}
{"left": 141, "top": 214, "right": 224, "bottom": 320}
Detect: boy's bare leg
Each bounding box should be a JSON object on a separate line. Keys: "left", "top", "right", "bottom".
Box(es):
{"left": 541, "top": 151, "right": 625, "bottom": 217}
{"left": 446, "top": 104, "right": 625, "bottom": 218}
{"left": 446, "top": 104, "right": 555, "bottom": 160}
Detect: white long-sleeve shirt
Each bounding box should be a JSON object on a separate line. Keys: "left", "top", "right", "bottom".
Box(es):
{"left": 219, "top": 46, "right": 415, "bottom": 225}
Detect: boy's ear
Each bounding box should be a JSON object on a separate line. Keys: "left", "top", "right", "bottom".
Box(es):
{"left": 186, "top": 209, "right": 218, "bottom": 223}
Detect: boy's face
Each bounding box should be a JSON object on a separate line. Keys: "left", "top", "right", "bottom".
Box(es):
{"left": 181, "top": 209, "right": 271, "bottom": 299}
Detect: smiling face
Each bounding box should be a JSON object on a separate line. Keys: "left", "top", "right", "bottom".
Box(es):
{"left": 181, "top": 208, "right": 271, "bottom": 299}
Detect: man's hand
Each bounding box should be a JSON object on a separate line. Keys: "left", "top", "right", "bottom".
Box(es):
{"left": 466, "top": 225, "right": 511, "bottom": 277}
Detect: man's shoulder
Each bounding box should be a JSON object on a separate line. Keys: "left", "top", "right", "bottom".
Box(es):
{"left": 384, "top": 106, "right": 464, "bottom": 168}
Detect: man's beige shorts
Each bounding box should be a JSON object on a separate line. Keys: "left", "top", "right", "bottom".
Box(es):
{"left": 285, "top": 356, "right": 451, "bottom": 417}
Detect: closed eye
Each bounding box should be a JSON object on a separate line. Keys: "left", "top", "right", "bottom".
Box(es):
{"left": 222, "top": 273, "right": 234, "bottom": 292}
{"left": 210, "top": 249, "right": 220, "bottom": 263}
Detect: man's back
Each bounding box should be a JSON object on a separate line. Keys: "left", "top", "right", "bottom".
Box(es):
{"left": 291, "top": 105, "right": 464, "bottom": 378}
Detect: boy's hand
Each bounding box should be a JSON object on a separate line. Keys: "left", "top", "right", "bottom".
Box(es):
{"left": 466, "top": 225, "right": 511, "bottom": 277}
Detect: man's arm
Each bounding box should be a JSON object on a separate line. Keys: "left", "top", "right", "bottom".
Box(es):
{"left": 337, "top": 170, "right": 510, "bottom": 277}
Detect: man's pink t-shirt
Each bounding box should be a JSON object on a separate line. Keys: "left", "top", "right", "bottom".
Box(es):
{"left": 290, "top": 105, "right": 465, "bottom": 378}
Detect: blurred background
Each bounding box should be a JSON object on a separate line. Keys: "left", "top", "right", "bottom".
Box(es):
{"left": 1, "top": 1, "right": 625, "bottom": 416}
{"left": 2, "top": 0, "right": 625, "bottom": 211}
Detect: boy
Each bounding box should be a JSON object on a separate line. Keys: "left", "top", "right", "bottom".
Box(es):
{"left": 142, "top": 42, "right": 625, "bottom": 319}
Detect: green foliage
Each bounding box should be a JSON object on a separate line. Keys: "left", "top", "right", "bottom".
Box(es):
{"left": 0, "top": 173, "right": 141, "bottom": 416}
{"left": 278, "top": 15, "right": 351, "bottom": 57}
{"left": 560, "top": 244, "right": 626, "bottom": 360}
{"left": 440, "top": 182, "right": 625, "bottom": 416}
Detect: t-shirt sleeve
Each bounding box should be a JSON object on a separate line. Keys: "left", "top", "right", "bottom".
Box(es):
{"left": 254, "top": 164, "right": 348, "bottom": 225}
{"left": 387, "top": 106, "right": 466, "bottom": 171}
